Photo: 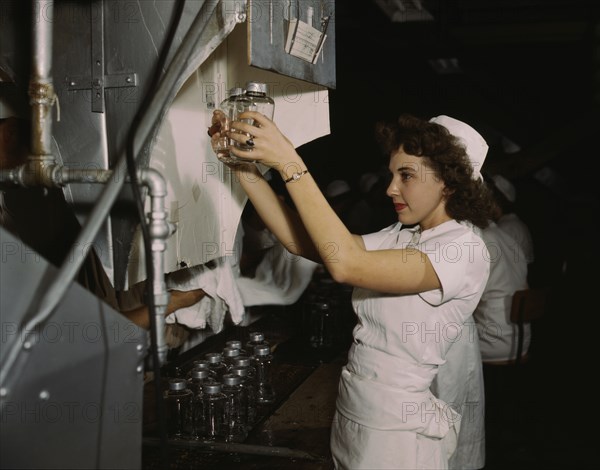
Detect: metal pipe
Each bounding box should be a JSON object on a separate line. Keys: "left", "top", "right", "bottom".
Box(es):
{"left": 139, "top": 168, "right": 172, "bottom": 364}
{"left": 0, "top": 0, "right": 219, "bottom": 392}
{"left": 28, "top": 0, "right": 57, "bottom": 186}
{"left": 58, "top": 167, "right": 172, "bottom": 362}
{"left": 55, "top": 167, "right": 115, "bottom": 185}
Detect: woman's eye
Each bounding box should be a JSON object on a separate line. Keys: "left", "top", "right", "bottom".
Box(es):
{"left": 401, "top": 173, "right": 412, "bottom": 182}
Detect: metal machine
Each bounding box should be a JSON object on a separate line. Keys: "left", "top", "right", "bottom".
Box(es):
{"left": 0, "top": 1, "right": 243, "bottom": 467}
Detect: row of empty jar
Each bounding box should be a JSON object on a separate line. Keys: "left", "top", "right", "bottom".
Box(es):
{"left": 163, "top": 332, "right": 275, "bottom": 442}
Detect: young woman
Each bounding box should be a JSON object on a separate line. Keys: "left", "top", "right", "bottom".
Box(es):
{"left": 213, "top": 112, "right": 495, "bottom": 469}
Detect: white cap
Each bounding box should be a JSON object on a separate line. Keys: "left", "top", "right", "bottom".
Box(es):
{"left": 325, "top": 179, "right": 351, "bottom": 198}
{"left": 429, "top": 115, "right": 488, "bottom": 180}
{"left": 491, "top": 174, "right": 516, "bottom": 202}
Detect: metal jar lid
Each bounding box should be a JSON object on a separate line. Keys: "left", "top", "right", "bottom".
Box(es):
{"left": 205, "top": 352, "right": 223, "bottom": 363}
{"left": 232, "top": 357, "right": 251, "bottom": 367}
{"left": 230, "top": 366, "right": 248, "bottom": 377}
{"left": 168, "top": 378, "right": 188, "bottom": 391}
{"left": 248, "top": 331, "right": 265, "bottom": 342}
{"left": 226, "top": 340, "right": 243, "bottom": 350}
{"left": 254, "top": 344, "right": 271, "bottom": 356}
{"left": 190, "top": 369, "right": 210, "bottom": 380}
{"left": 191, "top": 360, "right": 210, "bottom": 370}
{"left": 202, "top": 382, "right": 223, "bottom": 394}
{"left": 222, "top": 374, "right": 242, "bottom": 386}
{"left": 227, "top": 87, "right": 244, "bottom": 97}
{"left": 245, "top": 81, "right": 267, "bottom": 94}
{"left": 223, "top": 346, "right": 241, "bottom": 358}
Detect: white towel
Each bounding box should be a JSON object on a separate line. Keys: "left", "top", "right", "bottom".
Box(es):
{"left": 236, "top": 243, "right": 318, "bottom": 306}
{"left": 165, "top": 257, "right": 245, "bottom": 333}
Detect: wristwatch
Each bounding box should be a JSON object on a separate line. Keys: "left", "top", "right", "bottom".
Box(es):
{"left": 284, "top": 170, "right": 309, "bottom": 183}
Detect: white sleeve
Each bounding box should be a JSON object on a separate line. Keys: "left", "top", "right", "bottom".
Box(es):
{"left": 361, "top": 223, "right": 399, "bottom": 250}
{"left": 418, "top": 227, "right": 489, "bottom": 306}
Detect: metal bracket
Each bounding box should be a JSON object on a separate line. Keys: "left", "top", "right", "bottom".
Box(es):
{"left": 64, "top": 0, "right": 138, "bottom": 113}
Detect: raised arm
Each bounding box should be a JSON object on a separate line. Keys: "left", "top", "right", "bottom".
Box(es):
{"left": 227, "top": 112, "right": 442, "bottom": 295}
{"left": 234, "top": 164, "right": 323, "bottom": 262}
{"left": 210, "top": 110, "right": 321, "bottom": 262}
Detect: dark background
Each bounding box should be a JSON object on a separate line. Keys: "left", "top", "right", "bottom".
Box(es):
{"left": 304, "top": 0, "right": 599, "bottom": 184}
{"left": 299, "top": 2, "right": 599, "bottom": 467}
{"left": 300, "top": 0, "right": 600, "bottom": 288}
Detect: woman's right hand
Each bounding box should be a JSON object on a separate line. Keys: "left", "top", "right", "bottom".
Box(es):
{"left": 208, "top": 109, "right": 227, "bottom": 158}
{"left": 208, "top": 110, "right": 258, "bottom": 170}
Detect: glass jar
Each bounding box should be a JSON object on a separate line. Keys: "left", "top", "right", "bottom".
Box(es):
{"left": 221, "top": 373, "right": 248, "bottom": 443}
{"left": 308, "top": 300, "right": 334, "bottom": 349}
{"left": 245, "top": 331, "right": 269, "bottom": 357}
{"left": 233, "top": 81, "right": 275, "bottom": 151}
{"left": 225, "top": 340, "right": 248, "bottom": 356}
{"left": 205, "top": 352, "right": 227, "bottom": 381}
{"left": 188, "top": 368, "right": 211, "bottom": 397}
{"left": 222, "top": 346, "right": 242, "bottom": 371}
{"left": 188, "top": 369, "right": 211, "bottom": 439}
{"left": 230, "top": 365, "right": 257, "bottom": 428}
{"left": 231, "top": 356, "right": 258, "bottom": 392}
{"left": 213, "top": 87, "right": 247, "bottom": 163}
{"left": 201, "top": 382, "right": 226, "bottom": 441}
{"left": 185, "top": 359, "right": 211, "bottom": 379}
{"left": 253, "top": 344, "right": 275, "bottom": 405}
{"left": 164, "top": 378, "right": 194, "bottom": 439}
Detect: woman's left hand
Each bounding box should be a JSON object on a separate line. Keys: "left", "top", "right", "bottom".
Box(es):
{"left": 228, "top": 111, "right": 300, "bottom": 172}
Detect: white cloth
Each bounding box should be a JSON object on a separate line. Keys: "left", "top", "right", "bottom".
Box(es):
{"left": 165, "top": 257, "right": 245, "bottom": 334}
{"left": 474, "top": 222, "right": 529, "bottom": 362}
{"left": 127, "top": 23, "right": 331, "bottom": 287}
{"left": 497, "top": 213, "right": 535, "bottom": 264}
{"left": 228, "top": 220, "right": 318, "bottom": 306}
{"left": 330, "top": 220, "right": 490, "bottom": 469}
{"left": 432, "top": 319, "right": 486, "bottom": 470}
{"left": 236, "top": 242, "right": 318, "bottom": 306}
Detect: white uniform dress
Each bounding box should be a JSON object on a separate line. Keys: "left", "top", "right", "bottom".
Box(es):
{"left": 474, "top": 222, "right": 529, "bottom": 362}
{"left": 330, "top": 220, "right": 490, "bottom": 470}
{"left": 431, "top": 318, "right": 486, "bottom": 470}
{"left": 496, "top": 213, "right": 534, "bottom": 264}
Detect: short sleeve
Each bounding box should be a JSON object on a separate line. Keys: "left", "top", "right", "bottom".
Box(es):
{"left": 418, "top": 223, "right": 489, "bottom": 306}
{"left": 361, "top": 223, "right": 401, "bottom": 251}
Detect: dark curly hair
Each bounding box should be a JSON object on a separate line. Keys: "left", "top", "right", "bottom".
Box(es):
{"left": 374, "top": 113, "right": 495, "bottom": 229}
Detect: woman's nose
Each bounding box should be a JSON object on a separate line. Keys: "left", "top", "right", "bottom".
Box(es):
{"left": 386, "top": 179, "right": 398, "bottom": 197}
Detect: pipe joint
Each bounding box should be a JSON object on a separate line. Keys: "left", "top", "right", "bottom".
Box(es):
{"left": 19, "top": 158, "right": 59, "bottom": 187}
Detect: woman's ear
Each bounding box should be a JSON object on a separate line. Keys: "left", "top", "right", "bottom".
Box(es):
{"left": 442, "top": 186, "right": 455, "bottom": 200}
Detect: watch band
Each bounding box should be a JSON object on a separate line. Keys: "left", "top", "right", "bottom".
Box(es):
{"left": 284, "top": 169, "right": 309, "bottom": 183}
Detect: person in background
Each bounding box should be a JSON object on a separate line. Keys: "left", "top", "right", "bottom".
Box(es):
{"left": 473, "top": 177, "right": 531, "bottom": 363}
{"left": 345, "top": 171, "right": 398, "bottom": 235}
{"left": 0, "top": 116, "right": 206, "bottom": 331}
{"left": 211, "top": 110, "right": 495, "bottom": 469}
{"left": 470, "top": 178, "right": 532, "bottom": 464}
{"left": 489, "top": 174, "right": 534, "bottom": 265}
